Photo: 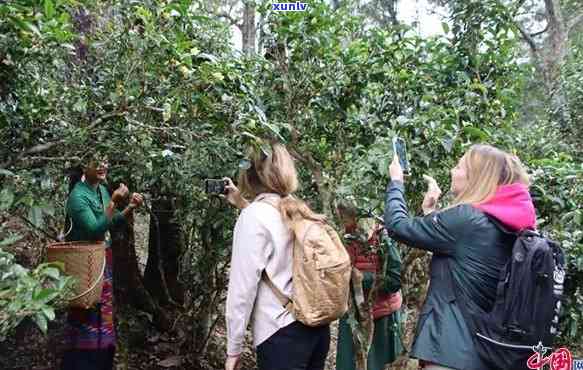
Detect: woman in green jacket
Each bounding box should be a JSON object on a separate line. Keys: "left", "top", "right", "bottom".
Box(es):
{"left": 384, "top": 144, "right": 536, "bottom": 370}
{"left": 62, "top": 154, "right": 143, "bottom": 370}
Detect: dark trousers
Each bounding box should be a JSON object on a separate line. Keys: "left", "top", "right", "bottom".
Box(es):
{"left": 61, "top": 346, "right": 115, "bottom": 370}
{"left": 257, "top": 321, "right": 330, "bottom": 370}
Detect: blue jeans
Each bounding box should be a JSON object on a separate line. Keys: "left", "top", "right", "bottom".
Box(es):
{"left": 257, "top": 321, "right": 330, "bottom": 370}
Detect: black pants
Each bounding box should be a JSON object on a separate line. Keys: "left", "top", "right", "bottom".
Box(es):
{"left": 61, "top": 346, "right": 115, "bottom": 370}
{"left": 257, "top": 321, "right": 330, "bottom": 370}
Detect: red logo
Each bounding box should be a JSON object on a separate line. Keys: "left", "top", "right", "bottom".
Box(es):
{"left": 527, "top": 343, "right": 572, "bottom": 370}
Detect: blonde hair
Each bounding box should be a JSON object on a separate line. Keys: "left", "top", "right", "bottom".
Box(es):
{"left": 239, "top": 142, "right": 325, "bottom": 226}
{"left": 452, "top": 144, "right": 530, "bottom": 206}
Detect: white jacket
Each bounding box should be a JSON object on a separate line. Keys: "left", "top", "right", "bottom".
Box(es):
{"left": 226, "top": 193, "right": 295, "bottom": 356}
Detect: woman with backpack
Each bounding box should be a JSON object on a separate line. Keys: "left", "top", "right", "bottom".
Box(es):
{"left": 222, "top": 143, "right": 331, "bottom": 370}
{"left": 335, "top": 202, "right": 404, "bottom": 370}
{"left": 384, "top": 144, "right": 536, "bottom": 370}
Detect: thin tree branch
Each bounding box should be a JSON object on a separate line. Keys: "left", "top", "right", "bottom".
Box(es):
{"left": 124, "top": 117, "right": 205, "bottom": 138}
{"left": 1, "top": 112, "right": 126, "bottom": 169}
{"left": 513, "top": 0, "right": 529, "bottom": 17}
{"left": 17, "top": 214, "right": 60, "bottom": 241}
{"left": 568, "top": 12, "right": 583, "bottom": 33}
{"left": 216, "top": 13, "right": 242, "bottom": 29}
{"left": 23, "top": 156, "right": 82, "bottom": 162}
{"left": 530, "top": 23, "right": 549, "bottom": 37}
{"left": 516, "top": 22, "right": 539, "bottom": 52}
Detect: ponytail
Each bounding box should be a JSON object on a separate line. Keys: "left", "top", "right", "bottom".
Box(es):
{"left": 239, "top": 142, "right": 325, "bottom": 228}
{"left": 67, "top": 165, "right": 83, "bottom": 194}
{"left": 279, "top": 195, "right": 326, "bottom": 228}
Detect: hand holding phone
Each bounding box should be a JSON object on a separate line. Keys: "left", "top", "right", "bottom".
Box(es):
{"left": 204, "top": 179, "right": 228, "bottom": 195}
{"left": 392, "top": 137, "right": 410, "bottom": 175}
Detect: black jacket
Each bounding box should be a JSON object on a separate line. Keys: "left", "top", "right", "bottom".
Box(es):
{"left": 384, "top": 181, "right": 515, "bottom": 370}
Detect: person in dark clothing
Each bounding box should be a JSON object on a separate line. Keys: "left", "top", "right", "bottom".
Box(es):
{"left": 384, "top": 144, "right": 536, "bottom": 370}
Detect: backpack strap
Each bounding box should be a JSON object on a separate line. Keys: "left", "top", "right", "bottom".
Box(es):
{"left": 255, "top": 193, "right": 295, "bottom": 312}
{"left": 261, "top": 270, "right": 294, "bottom": 312}
{"left": 483, "top": 214, "right": 518, "bottom": 236}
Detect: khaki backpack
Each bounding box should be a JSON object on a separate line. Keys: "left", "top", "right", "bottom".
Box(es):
{"left": 259, "top": 197, "right": 351, "bottom": 327}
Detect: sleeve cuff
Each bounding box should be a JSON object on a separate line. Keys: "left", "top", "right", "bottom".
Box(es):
{"left": 112, "top": 211, "right": 126, "bottom": 226}
{"left": 227, "top": 345, "right": 242, "bottom": 357}
{"left": 387, "top": 180, "right": 404, "bottom": 192}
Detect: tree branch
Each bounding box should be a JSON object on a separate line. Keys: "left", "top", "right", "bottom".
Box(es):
{"left": 124, "top": 116, "right": 205, "bottom": 138}
{"left": 513, "top": 0, "right": 528, "bottom": 17}
{"left": 1, "top": 112, "right": 126, "bottom": 169}
{"left": 516, "top": 22, "right": 539, "bottom": 52}
{"left": 530, "top": 23, "right": 549, "bottom": 37}
{"left": 217, "top": 13, "right": 241, "bottom": 29}
{"left": 568, "top": 12, "right": 583, "bottom": 33}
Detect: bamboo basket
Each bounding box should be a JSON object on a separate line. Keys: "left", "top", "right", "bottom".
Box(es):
{"left": 46, "top": 241, "right": 106, "bottom": 309}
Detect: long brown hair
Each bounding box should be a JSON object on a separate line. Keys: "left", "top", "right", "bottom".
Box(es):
{"left": 452, "top": 144, "right": 530, "bottom": 206}
{"left": 238, "top": 143, "right": 325, "bottom": 227}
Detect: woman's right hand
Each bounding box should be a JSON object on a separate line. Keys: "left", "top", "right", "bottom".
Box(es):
{"left": 422, "top": 175, "right": 442, "bottom": 215}
{"left": 222, "top": 178, "right": 249, "bottom": 210}
{"left": 225, "top": 355, "right": 241, "bottom": 370}
{"left": 112, "top": 183, "right": 129, "bottom": 204}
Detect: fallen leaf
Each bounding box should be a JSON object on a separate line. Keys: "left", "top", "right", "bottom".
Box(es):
{"left": 158, "top": 355, "right": 182, "bottom": 368}
{"left": 146, "top": 333, "right": 160, "bottom": 343}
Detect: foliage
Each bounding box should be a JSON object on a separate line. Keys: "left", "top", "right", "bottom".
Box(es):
{"left": 563, "top": 27, "right": 583, "bottom": 146}
{"left": 0, "top": 171, "right": 73, "bottom": 341}
{"left": 0, "top": 0, "right": 582, "bottom": 364}
{"left": 0, "top": 248, "right": 73, "bottom": 342}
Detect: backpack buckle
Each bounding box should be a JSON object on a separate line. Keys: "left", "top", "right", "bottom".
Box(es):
{"left": 506, "top": 325, "right": 527, "bottom": 340}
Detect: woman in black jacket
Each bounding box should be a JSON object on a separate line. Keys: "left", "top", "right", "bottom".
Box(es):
{"left": 384, "top": 144, "right": 536, "bottom": 370}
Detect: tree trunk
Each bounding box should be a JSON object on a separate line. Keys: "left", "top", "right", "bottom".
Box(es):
{"left": 143, "top": 197, "right": 185, "bottom": 306}
{"left": 541, "top": 0, "right": 570, "bottom": 128}
{"left": 242, "top": 1, "right": 256, "bottom": 54}
{"left": 518, "top": 0, "right": 574, "bottom": 128}
{"left": 110, "top": 202, "right": 171, "bottom": 330}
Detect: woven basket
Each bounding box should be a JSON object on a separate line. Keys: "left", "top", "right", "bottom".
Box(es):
{"left": 46, "top": 241, "right": 106, "bottom": 309}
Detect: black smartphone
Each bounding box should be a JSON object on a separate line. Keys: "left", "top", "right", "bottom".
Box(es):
{"left": 204, "top": 179, "right": 228, "bottom": 195}
{"left": 392, "top": 137, "right": 411, "bottom": 175}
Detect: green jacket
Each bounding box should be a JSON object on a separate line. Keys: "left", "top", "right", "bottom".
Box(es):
{"left": 384, "top": 181, "right": 513, "bottom": 370}
{"left": 66, "top": 181, "right": 125, "bottom": 242}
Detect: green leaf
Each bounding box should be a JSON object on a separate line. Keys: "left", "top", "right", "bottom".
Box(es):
{"left": 0, "top": 188, "right": 15, "bottom": 211}
{"left": 42, "top": 306, "right": 55, "bottom": 321}
{"left": 44, "top": 0, "right": 55, "bottom": 18}
{"left": 28, "top": 206, "right": 43, "bottom": 228}
{"left": 0, "top": 169, "right": 15, "bottom": 177}
{"left": 463, "top": 126, "right": 490, "bottom": 141}
{"left": 0, "top": 234, "right": 23, "bottom": 247}
{"left": 34, "top": 312, "right": 48, "bottom": 334}
{"left": 441, "top": 22, "right": 450, "bottom": 34}
{"left": 33, "top": 288, "right": 59, "bottom": 303}
{"left": 41, "top": 267, "right": 61, "bottom": 280}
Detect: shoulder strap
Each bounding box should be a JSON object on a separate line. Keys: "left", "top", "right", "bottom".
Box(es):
{"left": 256, "top": 194, "right": 294, "bottom": 311}
{"left": 261, "top": 270, "right": 293, "bottom": 311}
{"left": 483, "top": 214, "right": 519, "bottom": 236}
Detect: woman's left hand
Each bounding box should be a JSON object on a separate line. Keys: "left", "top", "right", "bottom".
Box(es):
{"left": 422, "top": 175, "right": 442, "bottom": 215}
{"left": 389, "top": 154, "right": 404, "bottom": 183}
{"left": 129, "top": 193, "right": 144, "bottom": 209}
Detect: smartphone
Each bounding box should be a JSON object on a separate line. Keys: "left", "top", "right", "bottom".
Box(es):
{"left": 204, "top": 179, "right": 228, "bottom": 195}
{"left": 392, "top": 137, "right": 411, "bottom": 175}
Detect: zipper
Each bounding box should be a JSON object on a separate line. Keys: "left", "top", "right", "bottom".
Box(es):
{"left": 475, "top": 333, "right": 550, "bottom": 351}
